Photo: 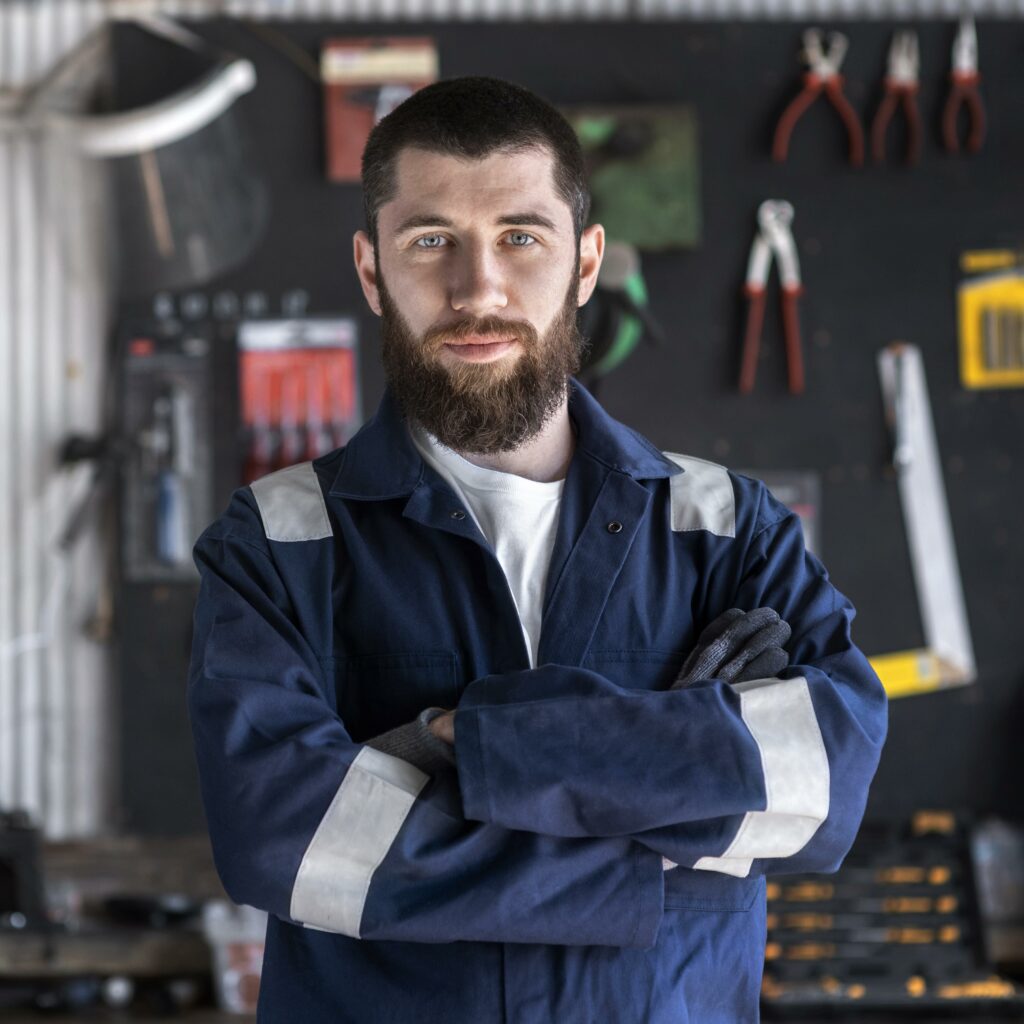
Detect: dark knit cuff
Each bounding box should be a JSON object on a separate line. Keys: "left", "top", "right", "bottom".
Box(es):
{"left": 364, "top": 707, "right": 457, "bottom": 774}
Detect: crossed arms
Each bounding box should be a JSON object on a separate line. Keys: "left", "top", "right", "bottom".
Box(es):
{"left": 187, "top": 493, "right": 887, "bottom": 949}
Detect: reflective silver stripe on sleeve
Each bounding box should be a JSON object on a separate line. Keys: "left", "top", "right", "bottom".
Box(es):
{"left": 250, "top": 462, "right": 332, "bottom": 542}
{"left": 694, "top": 676, "right": 830, "bottom": 878}
{"left": 290, "top": 747, "right": 428, "bottom": 937}
{"left": 662, "top": 453, "right": 736, "bottom": 538}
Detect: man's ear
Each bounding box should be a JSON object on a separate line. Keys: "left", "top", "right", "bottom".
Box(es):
{"left": 353, "top": 230, "right": 382, "bottom": 316}
{"left": 576, "top": 223, "right": 605, "bottom": 307}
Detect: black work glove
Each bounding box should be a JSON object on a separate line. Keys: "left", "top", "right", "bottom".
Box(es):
{"left": 364, "top": 707, "right": 457, "bottom": 774}
{"left": 672, "top": 607, "right": 792, "bottom": 689}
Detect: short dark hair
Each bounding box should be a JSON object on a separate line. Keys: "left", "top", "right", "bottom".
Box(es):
{"left": 361, "top": 76, "right": 590, "bottom": 250}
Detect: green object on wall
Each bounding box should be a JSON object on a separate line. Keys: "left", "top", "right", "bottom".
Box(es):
{"left": 564, "top": 105, "right": 701, "bottom": 251}
{"left": 587, "top": 273, "right": 648, "bottom": 378}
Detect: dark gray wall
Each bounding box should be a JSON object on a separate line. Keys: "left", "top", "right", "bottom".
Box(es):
{"left": 112, "top": 18, "right": 1024, "bottom": 834}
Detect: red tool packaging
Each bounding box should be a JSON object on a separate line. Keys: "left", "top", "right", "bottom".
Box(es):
{"left": 321, "top": 37, "right": 438, "bottom": 183}
{"left": 238, "top": 318, "right": 360, "bottom": 484}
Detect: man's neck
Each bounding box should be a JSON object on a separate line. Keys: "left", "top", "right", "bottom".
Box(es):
{"left": 455, "top": 396, "right": 574, "bottom": 483}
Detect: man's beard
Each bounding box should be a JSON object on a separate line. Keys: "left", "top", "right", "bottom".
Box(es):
{"left": 378, "top": 257, "right": 585, "bottom": 454}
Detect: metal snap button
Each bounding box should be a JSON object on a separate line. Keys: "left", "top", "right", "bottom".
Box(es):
{"left": 450, "top": 510, "right": 466, "bottom": 520}
{"left": 607, "top": 521, "right": 623, "bottom": 534}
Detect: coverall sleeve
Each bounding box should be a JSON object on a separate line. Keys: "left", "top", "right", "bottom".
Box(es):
{"left": 453, "top": 507, "right": 889, "bottom": 879}
{"left": 187, "top": 492, "right": 665, "bottom": 948}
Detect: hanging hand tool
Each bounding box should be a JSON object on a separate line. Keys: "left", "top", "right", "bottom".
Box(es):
{"left": 278, "top": 372, "right": 305, "bottom": 469}
{"left": 871, "top": 343, "right": 976, "bottom": 697}
{"left": 943, "top": 15, "right": 985, "bottom": 154}
{"left": 579, "top": 241, "right": 665, "bottom": 398}
{"left": 244, "top": 370, "right": 277, "bottom": 483}
{"left": 773, "top": 29, "right": 865, "bottom": 167}
{"left": 872, "top": 31, "right": 922, "bottom": 165}
{"left": 144, "top": 388, "right": 192, "bottom": 568}
{"left": 304, "top": 364, "right": 334, "bottom": 461}
{"left": 740, "top": 200, "right": 805, "bottom": 395}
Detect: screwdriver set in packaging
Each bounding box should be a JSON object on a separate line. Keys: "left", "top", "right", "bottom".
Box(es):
{"left": 761, "top": 811, "right": 1024, "bottom": 1015}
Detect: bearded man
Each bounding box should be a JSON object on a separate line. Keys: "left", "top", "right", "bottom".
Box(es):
{"left": 188, "top": 76, "right": 887, "bottom": 1023}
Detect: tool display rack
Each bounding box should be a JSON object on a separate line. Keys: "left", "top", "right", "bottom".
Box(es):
{"left": 761, "top": 812, "right": 1024, "bottom": 1015}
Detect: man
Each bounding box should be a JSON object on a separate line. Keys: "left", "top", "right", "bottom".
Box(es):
{"left": 188, "top": 76, "right": 888, "bottom": 1023}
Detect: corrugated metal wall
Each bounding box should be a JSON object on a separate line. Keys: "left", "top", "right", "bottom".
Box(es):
{"left": 167, "top": 0, "right": 1024, "bottom": 20}
{"left": 0, "top": 0, "right": 113, "bottom": 838}
{"left": 0, "top": 0, "right": 1020, "bottom": 837}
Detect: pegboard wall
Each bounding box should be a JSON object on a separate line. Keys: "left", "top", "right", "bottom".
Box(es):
{"left": 112, "top": 18, "right": 1023, "bottom": 833}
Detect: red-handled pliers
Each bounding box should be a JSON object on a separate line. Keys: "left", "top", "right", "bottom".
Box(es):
{"left": 740, "top": 201, "right": 805, "bottom": 396}
{"left": 943, "top": 15, "right": 985, "bottom": 153}
{"left": 872, "top": 31, "right": 921, "bottom": 165}
{"left": 773, "top": 29, "right": 865, "bottom": 167}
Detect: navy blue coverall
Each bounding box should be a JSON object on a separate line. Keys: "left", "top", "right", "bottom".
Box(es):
{"left": 187, "top": 379, "right": 888, "bottom": 1022}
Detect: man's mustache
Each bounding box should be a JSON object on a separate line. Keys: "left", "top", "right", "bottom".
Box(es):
{"left": 424, "top": 316, "right": 538, "bottom": 352}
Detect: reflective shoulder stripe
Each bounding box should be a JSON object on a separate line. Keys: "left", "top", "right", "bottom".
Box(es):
{"left": 693, "top": 676, "right": 830, "bottom": 877}
{"left": 290, "top": 747, "right": 428, "bottom": 937}
{"left": 250, "top": 462, "right": 332, "bottom": 543}
{"left": 662, "top": 452, "right": 736, "bottom": 538}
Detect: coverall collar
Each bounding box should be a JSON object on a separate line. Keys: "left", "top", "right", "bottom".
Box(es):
{"left": 328, "top": 377, "right": 683, "bottom": 501}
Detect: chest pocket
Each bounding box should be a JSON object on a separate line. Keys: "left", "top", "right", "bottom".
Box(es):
{"left": 330, "top": 651, "right": 459, "bottom": 742}
{"left": 664, "top": 866, "right": 763, "bottom": 912}
{"left": 587, "top": 649, "right": 685, "bottom": 691}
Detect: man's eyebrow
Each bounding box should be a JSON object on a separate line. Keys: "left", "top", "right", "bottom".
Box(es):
{"left": 494, "top": 212, "right": 559, "bottom": 231}
{"left": 393, "top": 212, "right": 560, "bottom": 236}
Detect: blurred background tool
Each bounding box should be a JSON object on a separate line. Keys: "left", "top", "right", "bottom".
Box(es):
{"left": 943, "top": 15, "right": 986, "bottom": 154}
{"left": 739, "top": 200, "right": 805, "bottom": 395}
{"left": 321, "top": 37, "right": 438, "bottom": 182}
{"left": 872, "top": 30, "right": 922, "bottom": 165}
{"left": 578, "top": 241, "right": 665, "bottom": 396}
{"left": 773, "top": 28, "right": 864, "bottom": 166}
{"left": 238, "top": 318, "right": 360, "bottom": 484}
{"left": 761, "top": 812, "right": 1024, "bottom": 1014}
{"left": 0, "top": 820, "right": 215, "bottom": 1014}
{"left": 147, "top": 387, "right": 193, "bottom": 569}
{"left": 37, "top": 17, "right": 268, "bottom": 299}
{"left": 0, "top": 810, "right": 49, "bottom": 933}
{"left": 869, "top": 343, "right": 976, "bottom": 697}
{"left": 957, "top": 247, "right": 1024, "bottom": 388}
{"left": 566, "top": 104, "right": 701, "bottom": 250}
{"left": 118, "top": 325, "right": 213, "bottom": 583}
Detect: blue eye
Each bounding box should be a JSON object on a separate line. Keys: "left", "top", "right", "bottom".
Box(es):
{"left": 413, "top": 232, "right": 536, "bottom": 249}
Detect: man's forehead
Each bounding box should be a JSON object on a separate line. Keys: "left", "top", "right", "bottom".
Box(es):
{"left": 382, "top": 145, "right": 567, "bottom": 232}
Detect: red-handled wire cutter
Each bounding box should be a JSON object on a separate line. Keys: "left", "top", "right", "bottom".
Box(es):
{"left": 943, "top": 15, "right": 985, "bottom": 153}
{"left": 773, "top": 29, "right": 865, "bottom": 167}
{"left": 872, "top": 30, "right": 921, "bottom": 165}
{"left": 740, "top": 201, "right": 805, "bottom": 396}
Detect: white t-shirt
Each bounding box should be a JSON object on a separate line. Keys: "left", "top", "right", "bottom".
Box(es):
{"left": 408, "top": 423, "right": 564, "bottom": 668}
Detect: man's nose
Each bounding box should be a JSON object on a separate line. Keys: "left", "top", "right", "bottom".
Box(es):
{"left": 449, "top": 243, "right": 508, "bottom": 316}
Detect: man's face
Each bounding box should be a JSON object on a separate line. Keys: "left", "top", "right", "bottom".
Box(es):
{"left": 353, "top": 145, "right": 604, "bottom": 453}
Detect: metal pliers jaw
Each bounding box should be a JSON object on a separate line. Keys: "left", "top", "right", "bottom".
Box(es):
{"left": 944, "top": 15, "right": 985, "bottom": 153}
{"left": 740, "top": 201, "right": 805, "bottom": 396}
{"left": 803, "top": 27, "right": 848, "bottom": 78}
{"left": 872, "top": 30, "right": 922, "bottom": 165}
{"left": 773, "top": 28, "right": 865, "bottom": 167}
